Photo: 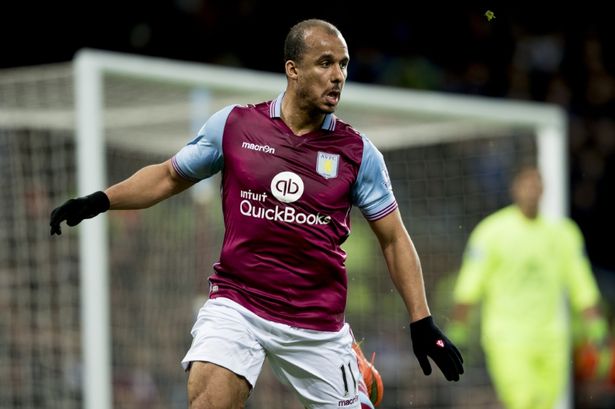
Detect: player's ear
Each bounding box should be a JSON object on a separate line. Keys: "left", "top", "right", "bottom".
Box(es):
{"left": 285, "top": 60, "right": 298, "bottom": 80}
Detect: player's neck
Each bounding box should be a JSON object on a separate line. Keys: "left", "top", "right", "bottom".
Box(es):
{"left": 517, "top": 204, "right": 539, "bottom": 220}
{"left": 281, "top": 95, "right": 325, "bottom": 136}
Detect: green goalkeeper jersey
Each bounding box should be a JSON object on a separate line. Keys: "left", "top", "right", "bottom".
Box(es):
{"left": 454, "top": 205, "right": 600, "bottom": 345}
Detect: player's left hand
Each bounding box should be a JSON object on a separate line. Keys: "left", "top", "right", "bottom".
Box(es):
{"left": 410, "top": 316, "right": 464, "bottom": 381}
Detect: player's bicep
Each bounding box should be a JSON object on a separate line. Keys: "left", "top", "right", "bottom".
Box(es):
{"left": 165, "top": 159, "right": 196, "bottom": 193}
{"left": 368, "top": 209, "right": 406, "bottom": 248}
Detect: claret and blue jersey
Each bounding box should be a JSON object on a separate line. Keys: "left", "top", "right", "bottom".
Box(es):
{"left": 172, "top": 93, "right": 397, "bottom": 331}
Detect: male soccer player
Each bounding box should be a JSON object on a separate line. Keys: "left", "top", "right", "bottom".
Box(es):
{"left": 50, "top": 18, "right": 463, "bottom": 409}
{"left": 449, "top": 165, "right": 607, "bottom": 409}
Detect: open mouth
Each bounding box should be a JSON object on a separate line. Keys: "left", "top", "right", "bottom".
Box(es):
{"left": 325, "top": 90, "right": 340, "bottom": 105}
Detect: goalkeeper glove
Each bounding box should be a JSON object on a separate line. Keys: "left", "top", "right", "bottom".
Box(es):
{"left": 49, "top": 191, "right": 110, "bottom": 235}
{"left": 410, "top": 316, "right": 464, "bottom": 381}
{"left": 586, "top": 316, "right": 609, "bottom": 345}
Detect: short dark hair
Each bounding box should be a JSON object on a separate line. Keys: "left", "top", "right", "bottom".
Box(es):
{"left": 284, "top": 19, "right": 341, "bottom": 63}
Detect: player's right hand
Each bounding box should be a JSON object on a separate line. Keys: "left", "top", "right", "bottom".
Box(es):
{"left": 49, "top": 191, "right": 110, "bottom": 235}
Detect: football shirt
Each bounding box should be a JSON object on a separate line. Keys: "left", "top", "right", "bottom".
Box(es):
{"left": 173, "top": 93, "right": 397, "bottom": 331}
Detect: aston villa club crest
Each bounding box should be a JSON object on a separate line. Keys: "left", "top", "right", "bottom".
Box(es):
{"left": 316, "top": 151, "right": 339, "bottom": 179}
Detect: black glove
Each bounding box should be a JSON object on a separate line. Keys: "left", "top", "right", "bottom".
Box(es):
{"left": 49, "top": 191, "right": 110, "bottom": 235}
{"left": 410, "top": 316, "right": 464, "bottom": 381}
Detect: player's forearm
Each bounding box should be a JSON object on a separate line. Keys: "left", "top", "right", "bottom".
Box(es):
{"left": 105, "top": 160, "right": 193, "bottom": 210}
{"left": 382, "top": 235, "right": 431, "bottom": 322}
{"left": 370, "top": 211, "right": 431, "bottom": 322}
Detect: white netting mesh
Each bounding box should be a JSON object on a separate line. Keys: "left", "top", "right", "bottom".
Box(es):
{"left": 0, "top": 64, "right": 81, "bottom": 409}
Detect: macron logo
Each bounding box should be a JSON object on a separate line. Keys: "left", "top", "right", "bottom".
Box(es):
{"left": 242, "top": 141, "right": 275, "bottom": 154}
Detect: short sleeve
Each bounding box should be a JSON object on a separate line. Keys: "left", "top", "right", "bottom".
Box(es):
{"left": 171, "top": 104, "right": 235, "bottom": 182}
{"left": 351, "top": 135, "right": 398, "bottom": 221}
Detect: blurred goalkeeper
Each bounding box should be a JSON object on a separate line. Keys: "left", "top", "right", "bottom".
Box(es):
{"left": 49, "top": 18, "right": 462, "bottom": 409}
{"left": 449, "top": 165, "right": 608, "bottom": 409}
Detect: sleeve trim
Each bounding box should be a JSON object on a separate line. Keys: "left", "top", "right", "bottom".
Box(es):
{"left": 172, "top": 156, "right": 201, "bottom": 183}
{"left": 364, "top": 201, "right": 398, "bottom": 221}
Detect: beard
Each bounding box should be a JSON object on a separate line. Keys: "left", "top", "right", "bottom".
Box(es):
{"left": 296, "top": 86, "right": 337, "bottom": 115}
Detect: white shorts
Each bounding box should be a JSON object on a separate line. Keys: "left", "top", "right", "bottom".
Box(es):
{"left": 182, "top": 297, "right": 362, "bottom": 409}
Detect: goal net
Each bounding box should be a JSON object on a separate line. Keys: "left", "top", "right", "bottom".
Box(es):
{"left": 0, "top": 50, "right": 566, "bottom": 409}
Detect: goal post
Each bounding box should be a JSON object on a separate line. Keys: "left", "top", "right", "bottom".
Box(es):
{"left": 74, "top": 52, "right": 111, "bottom": 409}
{"left": 0, "top": 48, "right": 568, "bottom": 409}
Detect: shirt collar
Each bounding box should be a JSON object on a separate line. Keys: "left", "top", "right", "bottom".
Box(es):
{"left": 270, "top": 92, "right": 337, "bottom": 131}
